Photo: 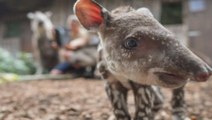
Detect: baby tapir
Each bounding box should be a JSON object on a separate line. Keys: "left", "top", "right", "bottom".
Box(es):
{"left": 74, "top": 0, "right": 212, "bottom": 120}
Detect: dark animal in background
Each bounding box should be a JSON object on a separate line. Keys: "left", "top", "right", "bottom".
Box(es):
{"left": 27, "top": 11, "right": 58, "bottom": 74}
{"left": 74, "top": 0, "right": 212, "bottom": 120}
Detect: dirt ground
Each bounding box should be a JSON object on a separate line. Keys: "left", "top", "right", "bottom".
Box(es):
{"left": 0, "top": 78, "right": 211, "bottom": 120}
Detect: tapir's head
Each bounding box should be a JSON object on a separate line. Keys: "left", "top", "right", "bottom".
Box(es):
{"left": 27, "top": 11, "right": 54, "bottom": 40}
{"left": 74, "top": 0, "right": 212, "bottom": 88}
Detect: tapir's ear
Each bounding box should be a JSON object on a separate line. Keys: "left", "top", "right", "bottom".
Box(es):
{"left": 136, "top": 8, "right": 154, "bottom": 17}
{"left": 45, "top": 11, "right": 53, "bottom": 18}
{"left": 27, "top": 13, "right": 34, "bottom": 19}
{"left": 74, "top": 0, "right": 109, "bottom": 30}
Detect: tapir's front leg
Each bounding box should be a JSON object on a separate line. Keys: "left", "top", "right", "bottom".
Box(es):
{"left": 130, "top": 82, "right": 155, "bottom": 120}
{"left": 33, "top": 38, "right": 44, "bottom": 74}
{"left": 171, "top": 86, "right": 187, "bottom": 120}
{"left": 105, "top": 81, "right": 131, "bottom": 120}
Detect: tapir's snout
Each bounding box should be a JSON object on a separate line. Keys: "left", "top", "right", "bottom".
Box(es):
{"left": 157, "top": 44, "right": 212, "bottom": 87}
{"left": 176, "top": 50, "right": 212, "bottom": 82}
{"left": 194, "top": 64, "right": 212, "bottom": 82}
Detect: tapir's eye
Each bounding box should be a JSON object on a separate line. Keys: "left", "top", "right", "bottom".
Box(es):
{"left": 124, "top": 38, "right": 138, "bottom": 50}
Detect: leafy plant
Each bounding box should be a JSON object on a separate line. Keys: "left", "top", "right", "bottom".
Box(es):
{"left": 0, "top": 48, "right": 36, "bottom": 75}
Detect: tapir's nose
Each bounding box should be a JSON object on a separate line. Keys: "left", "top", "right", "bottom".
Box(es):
{"left": 194, "top": 65, "right": 212, "bottom": 82}
{"left": 170, "top": 46, "right": 212, "bottom": 82}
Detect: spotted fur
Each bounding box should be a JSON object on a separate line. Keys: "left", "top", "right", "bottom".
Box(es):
{"left": 74, "top": 0, "right": 212, "bottom": 120}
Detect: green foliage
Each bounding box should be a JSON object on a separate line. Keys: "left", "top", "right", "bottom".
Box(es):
{"left": 0, "top": 48, "right": 36, "bottom": 75}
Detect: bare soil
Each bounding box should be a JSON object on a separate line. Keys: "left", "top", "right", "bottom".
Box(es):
{"left": 0, "top": 78, "right": 211, "bottom": 120}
